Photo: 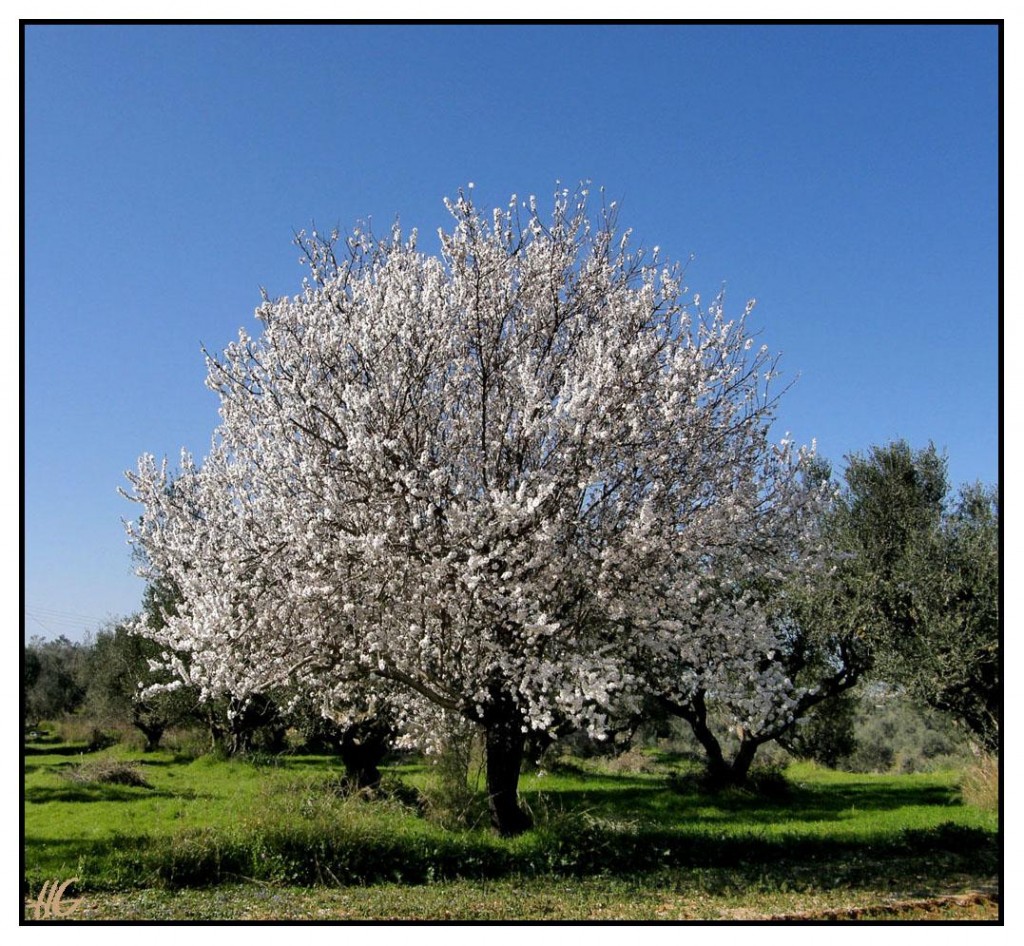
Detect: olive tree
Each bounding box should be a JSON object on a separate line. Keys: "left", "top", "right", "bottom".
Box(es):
{"left": 85, "top": 619, "right": 200, "bottom": 751}
{"left": 835, "top": 442, "right": 999, "bottom": 749}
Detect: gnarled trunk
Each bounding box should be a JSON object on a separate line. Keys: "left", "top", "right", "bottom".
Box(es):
{"left": 667, "top": 692, "right": 763, "bottom": 789}
{"left": 132, "top": 706, "right": 165, "bottom": 752}
{"left": 729, "top": 736, "right": 759, "bottom": 783}
{"left": 138, "top": 723, "right": 165, "bottom": 753}
{"left": 483, "top": 696, "right": 532, "bottom": 836}
{"left": 339, "top": 720, "right": 392, "bottom": 790}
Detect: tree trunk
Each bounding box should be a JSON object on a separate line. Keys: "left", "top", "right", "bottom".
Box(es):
{"left": 339, "top": 721, "right": 391, "bottom": 791}
{"left": 139, "top": 724, "right": 164, "bottom": 753}
{"left": 207, "top": 706, "right": 225, "bottom": 751}
{"left": 689, "top": 715, "right": 730, "bottom": 781}
{"left": 671, "top": 693, "right": 732, "bottom": 787}
{"left": 132, "top": 707, "right": 165, "bottom": 753}
{"left": 729, "top": 736, "right": 759, "bottom": 785}
{"left": 483, "top": 702, "right": 532, "bottom": 836}
{"left": 668, "top": 693, "right": 760, "bottom": 789}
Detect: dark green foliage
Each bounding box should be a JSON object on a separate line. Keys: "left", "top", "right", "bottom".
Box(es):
{"left": 286, "top": 696, "right": 397, "bottom": 789}
{"left": 780, "top": 690, "right": 859, "bottom": 769}
{"left": 86, "top": 727, "right": 119, "bottom": 752}
{"left": 205, "top": 693, "right": 288, "bottom": 756}
{"left": 71, "top": 579, "right": 204, "bottom": 752}
{"left": 654, "top": 457, "right": 870, "bottom": 787}
{"left": 841, "top": 441, "right": 947, "bottom": 569}
{"left": 336, "top": 719, "right": 394, "bottom": 790}
{"left": 140, "top": 576, "right": 182, "bottom": 629}
{"left": 23, "top": 648, "right": 41, "bottom": 703}
{"left": 23, "top": 635, "right": 89, "bottom": 723}
{"left": 659, "top": 680, "right": 969, "bottom": 776}
{"left": 136, "top": 811, "right": 994, "bottom": 891}
{"left": 925, "top": 483, "right": 999, "bottom": 745}
{"left": 287, "top": 699, "right": 346, "bottom": 754}
{"left": 834, "top": 442, "right": 999, "bottom": 749}
{"left": 664, "top": 757, "right": 792, "bottom": 800}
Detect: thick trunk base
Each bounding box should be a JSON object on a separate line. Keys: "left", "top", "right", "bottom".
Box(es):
{"left": 135, "top": 720, "right": 165, "bottom": 753}
{"left": 339, "top": 723, "right": 391, "bottom": 791}
{"left": 703, "top": 741, "right": 759, "bottom": 790}
{"left": 485, "top": 710, "right": 533, "bottom": 836}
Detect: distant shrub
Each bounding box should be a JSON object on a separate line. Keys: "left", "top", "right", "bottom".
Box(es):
{"left": 602, "top": 746, "right": 659, "bottom": 775}
{"left": 53, "top": 716, "right": 122, "bottom": 750}
{"left": 161, "top": 725, "right": 214, "bottom": 759}
{"left": 87, "top": 728, "right": 119, "bottom": 752}
{"left": 666, "top": 762, "right": 790, "bottom": 800}
{"left": 744, "top": 763, "right": 791, "bottom": 800}
{"left": 779, "top": 691, "right": 859, "bottom": 768}
{"left": 841, "top": 687, "right": 971, "bottom": 774}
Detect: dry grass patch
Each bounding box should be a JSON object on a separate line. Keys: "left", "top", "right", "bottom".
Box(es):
{"left": 61, "top": 758, "right": 152, "bottom": 788}
{"left": 959, "top": 751, "right": 998, "bottom": 812}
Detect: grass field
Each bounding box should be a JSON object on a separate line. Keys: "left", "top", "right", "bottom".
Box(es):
{"left": 23, "top": 735, "right": 1000, "bottom": 921}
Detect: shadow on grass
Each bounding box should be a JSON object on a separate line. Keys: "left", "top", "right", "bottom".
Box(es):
{"left": 134, "top": 755, "right": 213, "bottom": 768}
{"left": 139, "top": 753, "right": 354, "bottom": 771}
{"left": 34, "top": 818, "right": 994, "bottom": 893}
{"left": 22, "top": 771, "right": 997, "bottom": 893}
{"left": 24, "top": 834, "right": 152, "bottom": 890}
{"left": 24, "top": 744, "right": 104, "bottom": 758}
{"left": 524, "top": 777, "right": 961, "bottom": 827}
{"left": 25, "top": 783, "right": 193, "bottom": 805}
{"left": 22, "top": 752, "right": 997, "bottom": 893}
{"left": 24, "top": 835, "right": 125, "bottom": 861}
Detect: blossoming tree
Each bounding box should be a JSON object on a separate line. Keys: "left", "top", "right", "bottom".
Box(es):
{"left": 124, "top": 186, "right": 813, "bottom": 834}
{"left": 632, "top": 453, "right": 867, "bottom": 787}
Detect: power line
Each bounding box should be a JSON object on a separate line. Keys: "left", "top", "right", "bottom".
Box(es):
{"left": 23, "top": 606, "right": 121, "bottom": 639}
{"left": 25, "top": 605, "right": 111, "bottom": 623}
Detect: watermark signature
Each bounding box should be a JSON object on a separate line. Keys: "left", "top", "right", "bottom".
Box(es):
{"left": 24, "top": 878, "right": 82, "bottom": 920}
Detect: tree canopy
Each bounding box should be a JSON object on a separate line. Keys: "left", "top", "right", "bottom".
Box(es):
{"left": 123, "top": 187, "right": 829, "bottom": 831}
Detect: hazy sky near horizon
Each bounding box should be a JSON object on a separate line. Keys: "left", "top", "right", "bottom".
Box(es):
{"left": 23, "top": 23, "right": 999, "bottom": 641}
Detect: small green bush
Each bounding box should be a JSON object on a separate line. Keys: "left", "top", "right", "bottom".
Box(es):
{"left": 743, "top": 764, "right": 791, "bottom": 800}
{"left": 51, "top": 716, "right": 122, "bottom": 750}
{"left": 161, "top": 725, "right": 216, "bottom": 759}
{"left": 666, "top": 763, "right": 790, "bottom": 800}
{"left": 417, "top": 721, "right": 488, "bottom": 831}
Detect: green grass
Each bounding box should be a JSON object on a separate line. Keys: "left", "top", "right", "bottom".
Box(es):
{"left": 23, "top": 738, "right": 999, "bottom": 920}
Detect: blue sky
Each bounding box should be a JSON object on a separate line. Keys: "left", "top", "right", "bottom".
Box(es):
{"left": 23, "top": 23, "right": 1000, "bottom": 641}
